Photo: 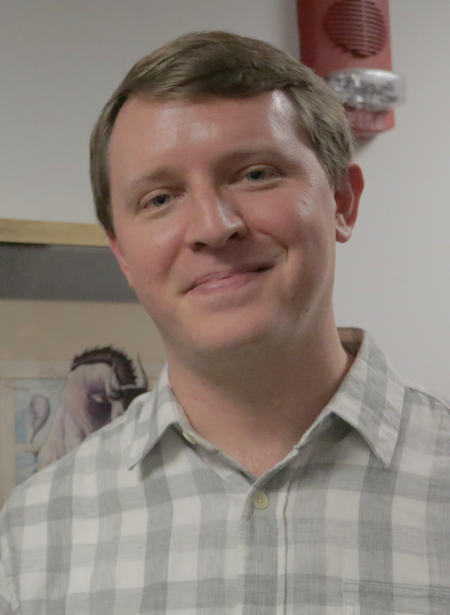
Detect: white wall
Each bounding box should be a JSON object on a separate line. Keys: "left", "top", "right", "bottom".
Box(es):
{"left": 0, "top": 0, "right": 299, "bottom": 223}
{"left": 1, "top": 0, "right": 449, "bottom": 397}
{"left": 334, "top": 0, "right": 450, "bottom": 397}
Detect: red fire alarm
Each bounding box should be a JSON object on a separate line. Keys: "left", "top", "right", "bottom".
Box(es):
{"left": 297, "top": 0, "right": 405, "bottom": 140}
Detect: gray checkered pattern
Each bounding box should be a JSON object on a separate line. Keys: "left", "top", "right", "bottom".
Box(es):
{"left": 1, "top": 329, "right": 450, "bottom": 614}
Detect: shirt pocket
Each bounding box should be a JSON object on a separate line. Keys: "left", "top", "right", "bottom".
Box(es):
{"left": 342, "top": 580, "right": 450, "bottom": 614}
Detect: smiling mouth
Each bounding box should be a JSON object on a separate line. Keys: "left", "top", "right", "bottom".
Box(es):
{"left": 186, "top": 265, "right": 271, "bottom": 293}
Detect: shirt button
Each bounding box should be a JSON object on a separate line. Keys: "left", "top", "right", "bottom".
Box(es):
{"left": 182, "top": 431, "right": 197, "bottom": 445}
{"left": 252, "top": 491, "right": 269, "bottom": 510}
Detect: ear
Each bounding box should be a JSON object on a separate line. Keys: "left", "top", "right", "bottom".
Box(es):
{"left": 106, "top": 231, "right": 134, "bottom": 288}
{"left": 334, "top": 163, "right": 364, "bottom": 244}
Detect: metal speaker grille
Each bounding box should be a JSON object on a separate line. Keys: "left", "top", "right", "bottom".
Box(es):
{"left": 324, "top": 0, "right": 387, "bottom": 59}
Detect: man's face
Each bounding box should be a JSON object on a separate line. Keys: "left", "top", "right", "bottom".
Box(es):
{"left": 108, "top": 91, "right": 362, "bottom": 361}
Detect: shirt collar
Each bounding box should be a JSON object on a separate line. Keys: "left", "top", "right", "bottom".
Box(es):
{"left": 127, "top": 365, "right": 189, "bottom": 469}
{"left": 328, "top": 328, "right": 405, "bottom": 469}
{"left": 127, "top": 328, "right": 405, "bottom": 471}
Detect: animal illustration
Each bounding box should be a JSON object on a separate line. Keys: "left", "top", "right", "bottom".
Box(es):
{"left": 37, "top": 346, "right": 147, "bottom": 469}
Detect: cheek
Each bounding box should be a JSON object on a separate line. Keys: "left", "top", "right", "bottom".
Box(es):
{"left": 124, "top": 221, "right": 182, "bottom": 278}
{"left": 250, "top": 189, "right": 325, "bottom": 249}
{"left": 290, "top": 186, "right": 337, "bottom": 250}
{"left": 257, "top": 191, "right": 336, "bottom": 288}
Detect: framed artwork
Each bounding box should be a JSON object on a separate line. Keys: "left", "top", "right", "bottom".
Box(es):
{"left": 0, "top": 219, "right": 166, "bottom": 508}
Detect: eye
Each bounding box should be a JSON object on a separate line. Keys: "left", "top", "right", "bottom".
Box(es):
{"left": 138, "top": 191, "right": 175, "bottom": 212}
{"left": 247, "top": 169, "right": 269, "bottom": 181}
{"left": 242, "top": 167, "right": 279, "bottom": 184}
{"left": 150, "top": 193, "right": 171, "bottom": 207}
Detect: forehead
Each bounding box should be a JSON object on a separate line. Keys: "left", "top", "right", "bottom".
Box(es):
{"left": 115, "top": 89, "right": 297, "bottom": 126}
{"left": 108, "top": 91, "right": 309, "bottom": 170}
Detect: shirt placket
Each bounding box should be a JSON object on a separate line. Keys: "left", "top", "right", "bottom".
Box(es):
{"left": 237, "top": 470, "right": 291, "bottom": 615}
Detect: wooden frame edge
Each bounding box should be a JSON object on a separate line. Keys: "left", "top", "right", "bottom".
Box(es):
{"left": 0, "top": 218, "right": 109, "bottom": 247}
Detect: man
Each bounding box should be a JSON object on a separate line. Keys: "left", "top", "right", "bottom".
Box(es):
{"left": 1, "top": 31, "right": 450, "bottom": 614}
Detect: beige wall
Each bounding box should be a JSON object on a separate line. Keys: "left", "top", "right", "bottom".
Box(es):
{"left": 0, "top": 299, "right": 165, "bottom": 363}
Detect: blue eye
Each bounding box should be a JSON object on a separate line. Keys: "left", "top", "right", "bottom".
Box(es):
{"left": 247, "top": 169, "right": 267, "bottom": 181}
{"left": 151, "top": 194, "right": 171, "bottom": 207}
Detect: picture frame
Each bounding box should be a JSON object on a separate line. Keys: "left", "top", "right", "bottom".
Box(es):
{"left": 0, "top": 219, "right": 166, "bottom": 508}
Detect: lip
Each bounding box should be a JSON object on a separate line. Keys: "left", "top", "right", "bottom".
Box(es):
{"left": 185, "top": 264, "right": 272, "bottom": 293}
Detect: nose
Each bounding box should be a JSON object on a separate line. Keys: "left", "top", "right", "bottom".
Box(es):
{"left": 185, "top": 186, "right": 247, "bottom": 250}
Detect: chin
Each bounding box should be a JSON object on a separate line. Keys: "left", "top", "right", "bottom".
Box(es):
{"left": 183, "top": 319, "right": 282, "bottom": 360}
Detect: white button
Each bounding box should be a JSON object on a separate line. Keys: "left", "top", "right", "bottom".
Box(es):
{"left": 252, "top": 491, "right": 269, "bottom": 510}
{"left": 182, "top": 431, "right": 197, "bottom": 445}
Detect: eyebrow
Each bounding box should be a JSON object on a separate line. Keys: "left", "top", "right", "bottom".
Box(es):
{"left": 213, "top": 144, "right": 304, "bottom": 179}
{"left": 124, "top": 143, "right": 302, "bottom": 196}
{"left": 216, "top": 144, "right": 301, "bottom": 167}
{"left": 126, "top": 168, "right": 182, "bottom": 194}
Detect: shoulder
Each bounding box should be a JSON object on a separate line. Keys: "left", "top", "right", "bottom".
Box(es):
{"left": 397, "top": 380, "right": 450, "bottom": 463}
{"left": 403, "top": 379, "right": 450, "bottom": 421}
{"left": 1, "top": 390, "right": 154, "bottom": 522}
{"left": 0, "top": 390, "right": 157, "bottom": 608}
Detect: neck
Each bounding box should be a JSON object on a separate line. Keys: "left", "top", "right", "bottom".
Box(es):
{"left": 166, "top": 323, "right": 353, "bottom": 477}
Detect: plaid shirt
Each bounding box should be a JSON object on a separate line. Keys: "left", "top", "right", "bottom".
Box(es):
{"left": 1, "top": 328, "right": 450, "bottom": 614}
